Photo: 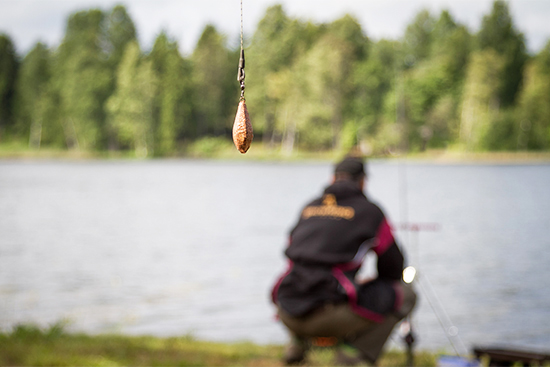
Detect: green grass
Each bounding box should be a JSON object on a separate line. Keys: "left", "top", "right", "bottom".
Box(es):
{"left": 0, "top": 139, "right": 341, "bottom": 161}
{"left": 2, "top": 138, "right": 550, "bottom": 163}
{"left": 0, "top": 323, "right": 438, "bottom": 367}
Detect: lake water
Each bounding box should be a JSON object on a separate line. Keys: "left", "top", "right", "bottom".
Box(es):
{"left": 1, "top": 159, "right": 549, "bottom": 354}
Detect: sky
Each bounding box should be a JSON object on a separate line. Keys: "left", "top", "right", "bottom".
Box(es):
{"left": 1, "top": 0, "right": 550, "bottom": 57}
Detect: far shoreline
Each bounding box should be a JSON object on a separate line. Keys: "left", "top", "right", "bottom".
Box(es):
{"left": 1, "top": 142, "right": 550, "bottom": 164}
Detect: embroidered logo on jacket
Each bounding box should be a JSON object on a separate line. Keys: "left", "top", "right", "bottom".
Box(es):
{"left": 301, "top": 194, "right": 355, "bottom": 220}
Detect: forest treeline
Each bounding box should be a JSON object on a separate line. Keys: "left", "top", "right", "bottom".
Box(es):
{"left": 1, "top": 0, "right": 549, "bottom": 157}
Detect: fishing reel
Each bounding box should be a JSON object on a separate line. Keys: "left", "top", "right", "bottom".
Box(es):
{"left": 403, "top": 266, "right": 417, "bottom": 284}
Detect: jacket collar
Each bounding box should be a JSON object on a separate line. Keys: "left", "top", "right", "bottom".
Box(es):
{"left": 323, "top": 180, "right": 365, "bottom": 200}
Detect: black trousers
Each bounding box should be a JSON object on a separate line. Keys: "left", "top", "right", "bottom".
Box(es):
{"left": 278, "top": 283, "right": 417, "bottom": 363}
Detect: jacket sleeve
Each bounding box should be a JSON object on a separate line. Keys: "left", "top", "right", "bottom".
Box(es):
{"left": 372, "top": 217, "right": 404, "bottom": 281}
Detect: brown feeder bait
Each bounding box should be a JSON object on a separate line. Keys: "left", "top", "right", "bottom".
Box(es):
{"left": 232, "top": 2, "right": 253, "bottom": 154}
{"left": 233, "top": 98, "right": 253, "bottom": 153}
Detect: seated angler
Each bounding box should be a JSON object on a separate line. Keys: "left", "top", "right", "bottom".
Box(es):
{"left": 271, "top": 156, "right": 417, "bottom": 366}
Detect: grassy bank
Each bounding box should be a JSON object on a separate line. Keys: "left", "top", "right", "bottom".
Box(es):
{"left": 0, "top": 324, "right": 438, "bottom": 367}
{"left": 0, "top": 139, "right": 339, "bottom": 162}
{"left": 2, "top": 139, "right": 550, "bottom": 163}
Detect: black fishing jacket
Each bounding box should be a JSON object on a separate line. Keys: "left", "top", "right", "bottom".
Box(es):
{"left": 272, "top": 180, "right": 405, "bottom": 322}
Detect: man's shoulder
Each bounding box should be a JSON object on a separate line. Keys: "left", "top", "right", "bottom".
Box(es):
{"left": 356, "top": 198, "right": 386, "bottom": 220}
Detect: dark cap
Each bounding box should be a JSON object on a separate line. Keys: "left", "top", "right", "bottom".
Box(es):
{"left": 334, "top": 156, "right": 366, "bottom": 178}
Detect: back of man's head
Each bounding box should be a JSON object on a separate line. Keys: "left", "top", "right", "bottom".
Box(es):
{"left": 333, "top": 156, "right": 366, "bottom": 182}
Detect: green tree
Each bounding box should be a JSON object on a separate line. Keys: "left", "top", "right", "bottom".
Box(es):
{"left": 53, "top": 9, "right": 111, "bottom": 150}
{"left": 517, "top": 41, "right": 550, "bottom": 150}
{"left": 404, "top": 59, "right": 449, "bottom": 150}
{"left": 292, "top": 31, "right": 356, "bottom": 151}
{"left": 327, "top": 14, "right": 368, "bottom": 60}
{"left": 264, "top": 14, "right": 366, "bottom": 152}
{"left": 247, "top": 5, "right": 321, "bottom": 144}
{"left": 459, "top": 49, "right": 505, "bottom": 150}
{"left": 351, "top": 40, "right": 398, "bottom": 152}
{"left": 326, "top": 15, "right": 370, "bottom": 152}
{"left": 191, "top": 25, "right": 233, "bottom": 137}
{"left": 106, "top": 41, "right": 157, "bottom": 157}
{"left": 477, "top": 0, "right": 527, "bottom": 107}
{"left": 390, "top": 9, "right": 437, "bottom": 152}
{"left": 0, "top": 34, "right": 18, "bottom": 140}
{"left": 148, "top": 32, "right": 193, "bottom": 155}
{"left": 402, "top": 11, "right": 472, "bottom": 150}
{"left": 431, "top": 10, "right": 471, "bottom": 87}
{"left": 105, "top": 5, "right": 137, "bottom": 68}
{"left": 248, "top": 5, "right": 305, "bottom": 74}
{"left": 100, "top": 5, "right": 138, "bottom": 149}
{"left": 13, "top": 42, "right": 53, "bottom": 147}
{"left": 264, "top": 67, "right": 301, "bottom": 154}
{"left": 401, "top": 10, "right": 436, "bottom": 68}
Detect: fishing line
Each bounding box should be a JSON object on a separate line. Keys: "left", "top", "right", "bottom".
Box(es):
{"left": 240, "top": 0, "right": 244, "bottom": 52}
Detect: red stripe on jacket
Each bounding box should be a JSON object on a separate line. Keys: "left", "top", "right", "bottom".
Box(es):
{"left": 373, "top": 218, "right": 394, "bottom": 256}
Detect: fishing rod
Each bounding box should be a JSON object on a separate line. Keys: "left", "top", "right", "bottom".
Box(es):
{"left": 416, "top": 269, "right": 469, "bottom": 357}
{"left": 396, "top": 159, "right": 469, "bottom": 359}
